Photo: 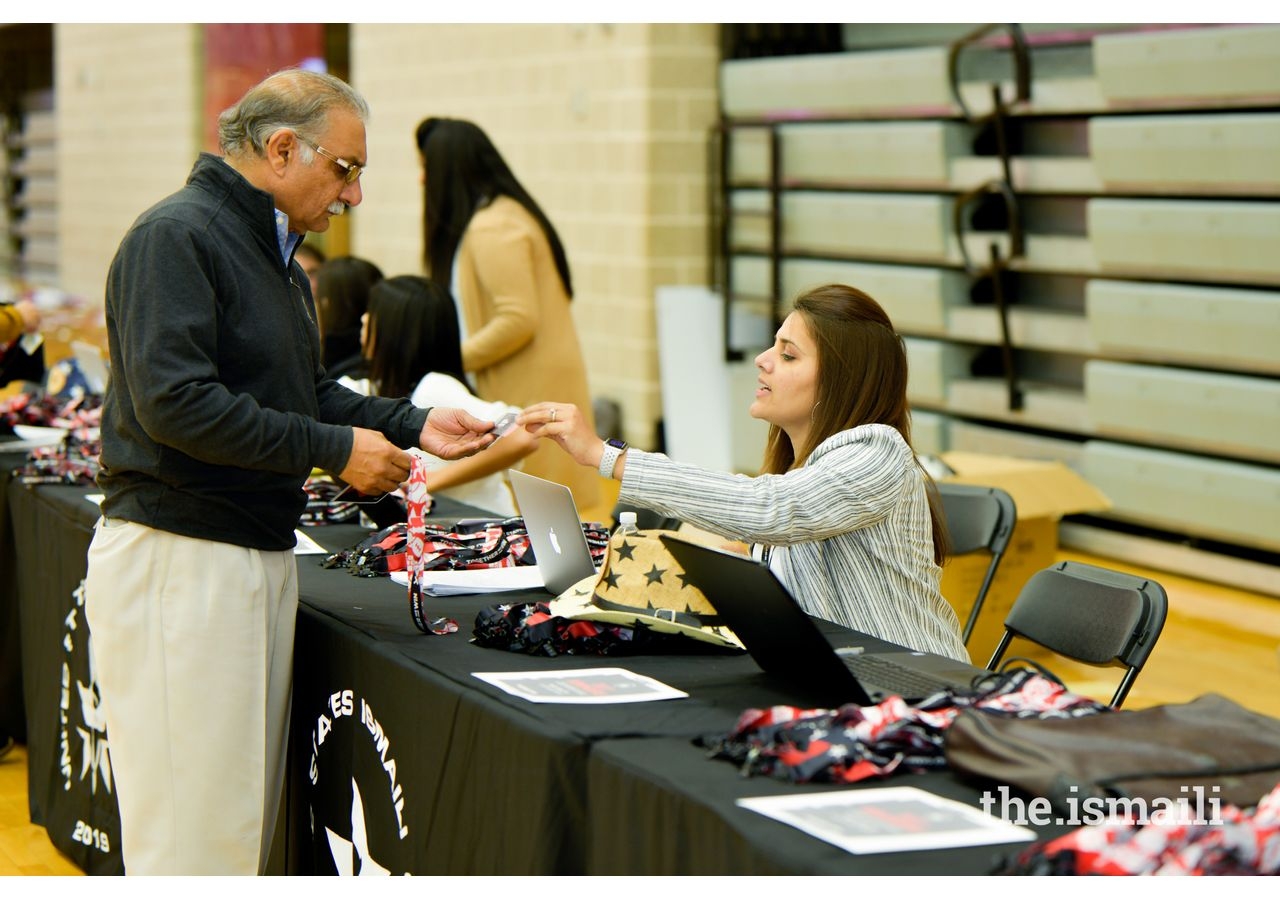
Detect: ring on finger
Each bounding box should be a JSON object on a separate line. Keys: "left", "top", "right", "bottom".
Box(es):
{"left": 549, "top": 408, "right": 557, "bottom": 423}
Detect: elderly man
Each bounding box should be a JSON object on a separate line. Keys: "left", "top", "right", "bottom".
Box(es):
{"left": 84, "top": 69, "right": 495, "bottom": 875}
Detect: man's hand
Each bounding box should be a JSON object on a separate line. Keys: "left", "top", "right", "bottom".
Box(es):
{"left": 420, "top": 407, "right": 496, "bottom": 460}
{"left": 338, "top": 427, "right": 413, "bottom": 495}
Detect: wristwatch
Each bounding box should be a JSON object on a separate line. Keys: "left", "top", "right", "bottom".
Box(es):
{"left": 598, "top": 438, "right": 628, "bottom": 479}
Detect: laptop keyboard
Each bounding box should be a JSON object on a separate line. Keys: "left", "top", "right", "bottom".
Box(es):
{"left": 842, "top": 654, "right": 957, "bottom": 700}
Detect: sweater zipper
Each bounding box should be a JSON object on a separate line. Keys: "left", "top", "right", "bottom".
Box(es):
{"left": 289, "top": 273, "right": 315, "bottom": 325}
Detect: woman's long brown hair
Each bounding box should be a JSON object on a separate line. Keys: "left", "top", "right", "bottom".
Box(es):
{"left": 415, "top": 117, "right": 573, "bottom": 299}
{"left": 759, "top": 284, "right": 950, "bottom": 564}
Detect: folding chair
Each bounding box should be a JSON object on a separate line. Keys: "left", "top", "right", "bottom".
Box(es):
{"left": 986, "top": 560, "right": 1168, "bottom": 708}
{"left": 609, "top": 501, "right": 682, "bottom": 533}
{"left": 937, "top": 482, "right": 1016, "bottom": 644}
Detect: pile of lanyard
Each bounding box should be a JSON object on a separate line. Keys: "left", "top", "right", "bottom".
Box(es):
{"left": 3, "top": 389, "right": 103, "bottom": 485}
{"left": 696, "top": 668, "right": 1108, "bottom": 784}
{"left": 323, "top": 518, "right": 532, "bottom": 577}
{"left": 322, "top": 516, "right": 609, "bottom": 578}
{"left": 12, "top": 435, "right": 102, "bottom": 486}
{"left": 2, "top": 388, "right": 102, "bottom": 433}
{"left": 298, "top": 475, "right": 363, "bottom": 527}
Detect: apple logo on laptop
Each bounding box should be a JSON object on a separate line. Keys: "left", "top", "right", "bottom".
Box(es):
{"left": 548, "top": 528, "right": 562, "bottom": 555}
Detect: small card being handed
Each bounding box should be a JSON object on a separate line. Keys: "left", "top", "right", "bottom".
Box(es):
{"left": 491, "top": 411, "right": 518, "bottom": 438}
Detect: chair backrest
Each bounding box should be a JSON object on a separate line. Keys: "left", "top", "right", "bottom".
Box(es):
{"left": 986, "top": 560, "right": 1169, "bottom": 708}
{"left": 610, "top": 501, "right": 682, "bottom": 533}
{"left": 937, "top": 482, "right": 1017, "bottom": 643}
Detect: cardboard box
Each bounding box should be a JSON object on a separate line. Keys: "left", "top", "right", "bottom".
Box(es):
{"left": 937, "top": 452, "right": 1111, "bottom": 664}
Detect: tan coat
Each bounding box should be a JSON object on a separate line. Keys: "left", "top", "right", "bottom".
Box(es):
{"left": 1, "top": 304, "right": 27, "bottom": 345}
{"left": 454, "top": 196, "right": 599, "bottom": 511}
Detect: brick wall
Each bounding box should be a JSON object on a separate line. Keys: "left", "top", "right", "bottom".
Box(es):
{"left": 54, "top": 24, "right": 201, "bottom": 305}
{"left": 352, "top": 23, "right": 719, "bottom": 447}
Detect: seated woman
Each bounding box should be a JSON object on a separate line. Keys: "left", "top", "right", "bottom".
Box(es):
{"left": 313, "top": 255, "right": 384, "bottom": 378}
{"left": 341, "top": 275, "right": 536, "bottom": 516}
{"left": 517, "top": 283, "right": 968, "bottom": 662}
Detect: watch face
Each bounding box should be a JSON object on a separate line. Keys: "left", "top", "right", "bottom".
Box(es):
{"left": 606, "top": 438, "right": 627, "bottom": 450}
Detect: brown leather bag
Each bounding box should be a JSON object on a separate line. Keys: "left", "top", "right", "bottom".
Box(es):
{"left": 945, "top": 694, "right": 1280, "bottom": 813}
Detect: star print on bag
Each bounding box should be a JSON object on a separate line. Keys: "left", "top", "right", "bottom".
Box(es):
{"left": 547, "top": 528, "right": 744, "bottom": 649}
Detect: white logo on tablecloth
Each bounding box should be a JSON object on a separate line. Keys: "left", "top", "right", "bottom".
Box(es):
{"left": 325, "top": 780, "right": 391, "bottom": 876}
{"left": 308, "top": 688, "right": 409, "bottom": 875}
{"left": 61, "top": 580, "right": 112, "bottom": 795}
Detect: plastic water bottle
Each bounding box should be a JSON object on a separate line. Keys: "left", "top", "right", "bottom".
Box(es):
{"left": 615, "top": 510, "right": 639, "bottom": 537}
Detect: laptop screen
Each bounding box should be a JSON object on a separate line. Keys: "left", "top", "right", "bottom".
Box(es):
{"left": 659, "top": 534, "right": 874, "bottom": 704}
{"left": 661, "top": 534, "right": 992, "bottom": 706}
{"left": 508, "top": 470, "right": 598, "bottom": 595}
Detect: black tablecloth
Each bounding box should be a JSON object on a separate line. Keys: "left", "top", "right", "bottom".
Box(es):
{"left": 286, "top": 519, "right": 871, "bottom": 874}
{"left": 11, "top": 481, "right": 1059, "bottom": 875}
{"left": 8, "top": 479, "right": 121, "bottom": 873}
{"left": 584, "top": 736, "right": 1061, "bottom": 875}
{"left": 1, "top": 445, "right": 30, "bottom": 742}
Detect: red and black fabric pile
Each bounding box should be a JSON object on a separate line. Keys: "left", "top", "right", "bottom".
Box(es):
{"left": 321, "top": 523, "right": 412, "bottom": 576}
{"left": 13, "top": 436, "right": 102, "bottom": 486}
{"left": 4, "top": 390, "right": 104, "bottom": 486}
{"left": 996, "top": 781, "right": 1280, "bottom": 875}
{"left": 298, "top": 475, "right": 362, "bottom": 527}
{"left": 471, "top": 600, "right": 732, "bottom": 657}
{"left": 1, "top": 387, "right": 102, "bottom": 432}
{"left": 696, "top": 668, "right": 1107, "bottom": 785}
{"left": 321, "top": 517, "right": 609, "bottom": 578}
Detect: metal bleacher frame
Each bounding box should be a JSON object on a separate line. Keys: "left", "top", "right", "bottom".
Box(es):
{"left": 710, "top": 23, "right": 1280, "bottom": 593}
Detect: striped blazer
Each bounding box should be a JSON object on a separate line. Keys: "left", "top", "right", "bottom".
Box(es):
{"left": 618, "top": 423, "right": 969, "bottom": 662}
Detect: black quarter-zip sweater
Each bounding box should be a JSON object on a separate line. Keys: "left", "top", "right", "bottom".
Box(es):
{"left": 98, "top": 153, "right": 428, "bottom": 550}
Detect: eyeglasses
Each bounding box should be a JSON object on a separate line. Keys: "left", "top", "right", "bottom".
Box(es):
{"left": 297, "top": 135, "right": 363, "bottom": 185}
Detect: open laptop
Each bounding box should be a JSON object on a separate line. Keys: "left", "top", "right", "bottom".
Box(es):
{"left": 508, "top": 470, "right": 599, "bottom": 595}
{"left": 660, "top": 534, "right": 993, "bottom": 707}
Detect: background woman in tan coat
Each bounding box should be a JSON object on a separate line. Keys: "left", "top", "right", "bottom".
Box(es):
{"left": 416, "top": 117, "right": 598, "bottom": 509}
{"left": 0, "top": 298, "right": 40, "bottom": 346}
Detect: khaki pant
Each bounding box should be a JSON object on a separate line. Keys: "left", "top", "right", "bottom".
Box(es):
{"left": 85, "top": 518, "right": 297, "bottom": 875}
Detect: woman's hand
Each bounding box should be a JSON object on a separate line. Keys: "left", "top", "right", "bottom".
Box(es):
{"left": 517, "top": 403, "right": 602, "bottom": 469}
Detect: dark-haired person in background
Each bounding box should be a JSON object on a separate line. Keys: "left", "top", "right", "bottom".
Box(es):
{"left": 340, "top": 275, "right": 537, "bottom": 515}
{"left": 521, "top": 284, "right": 968, "bottom": 662}
{"left": 416, "top": 117, "right": 598, "bottom": 510}
{"left": 293, "top": 240, "right": 326, "bottom": 299}
{"left": 313, "top": 254, "right": 383, "bottom": 378}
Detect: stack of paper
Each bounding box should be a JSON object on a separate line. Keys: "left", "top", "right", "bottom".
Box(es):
{"left": 473, "top": 668, "right": 688, "bottom": 704}
{"left": 389, "top": 566, "right": 545, "bottom": 596}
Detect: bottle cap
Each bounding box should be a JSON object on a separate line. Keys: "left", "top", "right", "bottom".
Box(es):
{"left": 619, "top": 511, "right": 637, "bottom": 527}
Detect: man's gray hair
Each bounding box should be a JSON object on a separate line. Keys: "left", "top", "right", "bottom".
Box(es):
{"left": 217, "top": 68, "right": 369, "bottom": 158}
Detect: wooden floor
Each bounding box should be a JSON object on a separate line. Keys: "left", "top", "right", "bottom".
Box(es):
{"left": 0, "top": 744, "right": 82, "bottom": 875}
{"left": 1015, "top": 549, "right": 1280, "bottom": 720}
{"left": 4, "top": 474, "right": 1277, "bottom": 875}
